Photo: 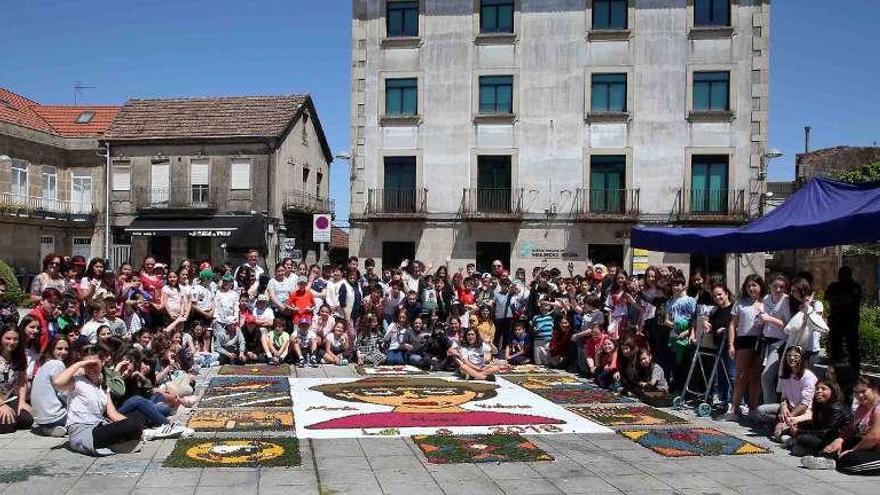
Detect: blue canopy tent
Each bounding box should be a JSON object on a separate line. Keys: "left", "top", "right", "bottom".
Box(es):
{"left": 631, "top": 178, "right": 880, "bottom": 255}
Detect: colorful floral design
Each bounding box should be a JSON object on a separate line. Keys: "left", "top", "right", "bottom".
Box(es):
{"left": 199, "top": 376, "right": 292, "bottom": 408}
{"left": 164, "top": 438, "right": 300, "bottom": 468}
{"left": 502, "top": 375, "right": 585, "bottom": 389}
{"left": 187, "top": 408, "right": 294, "bottom": 431}
{"left": 621, "top": 428, "right": 771, "bottom": 457}
{"left": 412, "top": 434, "right": 554, "bottom": 464}
{"left": 355, "top": 364, "right": 427, "bottom": 376}
{"left": 567, "top": 405, "right": 688, "bottom": 427}
{"left": 498, "top": 365, "right": 561, "bottom": 375}
{"left": 530, "top": 386, "right": 632, "bottom": 405}
{"left": 218, "top": 364, "right": 291, "bottom": 376}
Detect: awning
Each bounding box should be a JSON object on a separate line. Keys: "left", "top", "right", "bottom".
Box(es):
{"left": 631, "top": 178, "right": 880, "bottom": 254}
{"left": 125, "top": 214, "right": 268, "bottom": 253}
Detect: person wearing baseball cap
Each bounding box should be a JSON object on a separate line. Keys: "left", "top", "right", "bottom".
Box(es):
{"left": 292, "top": 316, "right": 319, "bottom": 367}
{"left": 287, "top": 276, "right": 315, "bottom": 326}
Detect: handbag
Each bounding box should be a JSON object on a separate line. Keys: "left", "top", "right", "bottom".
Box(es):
{"left": 806, "top": 307, "right": 830, "bottom": 334}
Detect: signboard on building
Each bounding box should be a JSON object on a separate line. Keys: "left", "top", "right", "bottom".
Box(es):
{"left": 313, "top": 214, "right": 331, "bottom": 243}
{"left": 633, "top": 248, "right": 650, "bottom": 275}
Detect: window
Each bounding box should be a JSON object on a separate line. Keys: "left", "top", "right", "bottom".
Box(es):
{"left": 39, "top": 236, "right": 55, "bottom": 264}
{"left": 302, "top": 168, "right": 311, "bottom": 190}
{"left": 591, "top": 73, "right": 627, "bottom": 112}
{"left": 72, "top": 238, "right": 92, "bottom": 260}
{"left": 11, "top": 162, "right": 27, "bottom": 200}
{"left": 151, "top": 160, "right": 170, "bottom": 205}
{"left": 480, "top": 0, "right": 514, "bottom": 34}
{"left": 112, "top": 161, "right": 130, "bottom": 191}
{"left": 384, "top": 156, "right": 417, "bottom": 212}
{"left": 693, "top": 71, "right": 729, "bottom": 111}
{"left": 476, "top": 242, "right": 511, "bottom": 274}
{"left": 479, "top": 76, "right": 513, "bottom": 114}
{"left": 691, "top": 155, "right": 729, "bottom": 213}
{"left": 387, "top": 1, "right": 419, "bottom": 37}
{"left": 477, "top": 155, "right": 512, "bottom": 213}
{"left": 385, "top": 78, "right": 418, "bottom": 116}
{"left": 382, "top": 241, "right": 416, "bottom": 270}
{"left": 589, "top": 156, "right": 626, "bottom": 213}
{"left": 230, "top": 159, "right": 251, "bottom": 190}
{"left": 593, "top": 0, "right": 628, "bottom": 30}
{"left": 695, "top": 0, "right": 730, "bottom": 27}
{"left": 41, "top": 166, "right": 58, "bottom": 200}
{"left": 75, "top": 111, "right": 94, "bottom": 124}
{"left": 316, "top": 172, "right": 323, "bottom": 197}
{"left": 72, "top": 172, "right": 93, "bottom": 214}
{"left": 190, "top": 159, "right": 210, "bottom": 206}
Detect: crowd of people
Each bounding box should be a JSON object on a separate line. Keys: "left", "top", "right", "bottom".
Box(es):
{"left": 0, "top": 249, "right": 876, "bottom": 475}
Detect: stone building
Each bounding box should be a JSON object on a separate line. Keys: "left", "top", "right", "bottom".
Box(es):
{"left": 104, "top": 95, "right": 333, "bottom": 269}
{"left": 348, "top": 0, "right": 770, "bottom": 279}
{"left": 0, "top": 87, "right": 118, "bottom": 275}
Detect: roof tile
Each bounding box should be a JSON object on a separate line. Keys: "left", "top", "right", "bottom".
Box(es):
{"left": 0, "top": 87, "right": 118, "bottom": 137}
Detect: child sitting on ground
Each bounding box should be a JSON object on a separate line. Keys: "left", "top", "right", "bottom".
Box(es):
{"left": 265, "top": 318, "right": 290, "bottom": 365}
{"left": 292, "top": 318, "right": 319, "bottom": 368}
{"left": 505, "top": 321, "right": 532, "bottom": 365}
{"left": 594, "top": 337, "right": 620, "bottom": 390}
{"left": 356, "top": 313, "right": 385, "bottom": 366}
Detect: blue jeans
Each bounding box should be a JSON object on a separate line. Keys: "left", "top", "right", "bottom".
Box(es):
{"left": 712, "top": 351, "right": 736, "bottom": 406}
{"left": 385, "top": 350, "right": 410, "bottom": 365}
{"left": 118, "top": 395, "right": 170, "bottom": 427}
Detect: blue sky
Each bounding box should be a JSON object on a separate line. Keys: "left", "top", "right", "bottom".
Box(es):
{"left": 2, "top": 0, "right": 879, "bottom": 224}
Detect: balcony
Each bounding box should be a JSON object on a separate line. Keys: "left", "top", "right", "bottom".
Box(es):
{"left": 135, "top": 187, "right": 216, "bottom": 211}
{"left": 460, "top": 188, "right": 524, "bottom": 220}
{"left": 0, "top": 192, "right": 95, "bottom": 222}
{"left": 362, "top": 188, "right": 428, "bottom": 219}
{"left": 673, "top": 188, "right": 748, "bottom": 223}
{"left": 572, "top": 188, "right": 640, "bottom": 221}
{"left": 282, "top": 190, "right": 334, "bottom": 215}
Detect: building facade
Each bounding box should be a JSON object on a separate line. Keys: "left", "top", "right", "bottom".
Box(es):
{"left": 104, "top": 95, "right": 333, "bottom": 269}
{"left": 349, "top": 0, "right": 770, "bottom": 279}
{"left": 0, "top": 88, "right": 117, "bottom": 275}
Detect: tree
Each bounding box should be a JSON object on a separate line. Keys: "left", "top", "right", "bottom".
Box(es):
{"left": 834, "top": 161, "right": 880, "bottom": 256}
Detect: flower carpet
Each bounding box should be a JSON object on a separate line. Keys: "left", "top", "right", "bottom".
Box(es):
{"left": 620, "top": 427, "right": 771, "bottom": 457}
{"left": 217, "top": 364, "right": 292, "bottom": 376}
{"left": 198, "top": 376, "right": 292, "bottom": 408}
{"left": 355, "top": 364, "right": 428, "bottom": 376}
{"left": 412, "top": 434, "right": 554, "bottom": 464}
{"left": 163, "top": 438, "right": 301, "bottom": 467}
{"left": 567, "top": 405, "right": 689, "bottom": 427}
{"left": 187, "top": 408, "right": 295, "bottom": 432}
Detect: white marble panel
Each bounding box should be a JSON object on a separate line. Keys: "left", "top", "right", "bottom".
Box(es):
{"left": 476, "top": 124, "right": 514, "bottom": 149}
{"left": 381, "top": 126, "right": 419, "bottom": 149}
{"left": 691, "top": 123, "right": 732, "bottom": 147}
{"left": 589, "top": 123, "right": 627, "bottom": 149}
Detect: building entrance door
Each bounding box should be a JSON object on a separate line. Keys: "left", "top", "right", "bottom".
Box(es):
{"left": 476, "top": 242, "right": 511, "bottom": 274}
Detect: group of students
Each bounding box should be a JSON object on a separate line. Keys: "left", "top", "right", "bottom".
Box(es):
{"left": 0, "top": 250, "right": 876, "bottom": 475}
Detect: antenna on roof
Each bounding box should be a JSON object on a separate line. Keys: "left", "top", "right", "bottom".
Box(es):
{"left": 73, "top": 81, "right": 96, "bottom": 105}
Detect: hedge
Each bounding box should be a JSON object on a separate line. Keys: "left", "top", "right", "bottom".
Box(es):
{"left": 860, "top": 305, "right": 880, "bottom": 366}
{"left": 0, "top": 259, "right": 25, "bottom": 304}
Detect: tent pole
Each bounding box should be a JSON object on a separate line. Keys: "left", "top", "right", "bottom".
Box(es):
{"left": 735, "top": 253, "right": 741, "bottom": 290}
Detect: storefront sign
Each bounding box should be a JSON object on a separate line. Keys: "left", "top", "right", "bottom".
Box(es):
{"left": 189, "top": 230, "right": 234, "bottom": 237}
{"left": 519, "top": 241, "right": 579, "bottom": 259}
{"left": 632, "top": 248, "right": 650, "bottom": 275}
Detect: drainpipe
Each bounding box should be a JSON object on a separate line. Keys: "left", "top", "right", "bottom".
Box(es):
{"left": 97, "top": 141, "right": 111, "bottom": 260}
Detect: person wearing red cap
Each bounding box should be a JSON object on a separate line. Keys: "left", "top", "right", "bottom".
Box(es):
{"left": 27, "top": 288, "right": 61, "bottom": 352}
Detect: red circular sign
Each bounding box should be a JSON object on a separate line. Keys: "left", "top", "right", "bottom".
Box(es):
{"left": 315, "top": 216, "right": 330, "bottom": 229}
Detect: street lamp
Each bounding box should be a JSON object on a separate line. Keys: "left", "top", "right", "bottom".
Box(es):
{"left": 759, "top": 149, "right": 784, "bottom": 180}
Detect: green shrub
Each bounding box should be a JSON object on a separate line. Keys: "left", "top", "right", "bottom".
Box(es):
{"left": 0, "top": 259, "right": 25, "bottom": 305}
{"left": 860, "top": 305, "right": 880, "bottom": 366}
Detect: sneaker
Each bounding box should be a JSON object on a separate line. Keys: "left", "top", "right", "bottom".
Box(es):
{"left": 297, "top": 358, "right": 306, "bottom": 368}
{"left": 339, "top": 358, "right": 349, "bottom": 366}
{"left": 801, "top": 456, "right": 836, "bottom": 470}
{"left": 309, "top": 356, "right": 319, "bottom": 368}
{"left": 143, "top": 423, "right": 188, "bottom": 441}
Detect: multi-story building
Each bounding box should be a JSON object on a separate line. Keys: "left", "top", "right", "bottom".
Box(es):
{"left": 0, "top": 87, "right": 117, "bottom": 274}
{"left": 349, "top": 0, "right": 770, "bottom": 279}
{"left": 104, "top": 95, "right": 333, "bottom": 268}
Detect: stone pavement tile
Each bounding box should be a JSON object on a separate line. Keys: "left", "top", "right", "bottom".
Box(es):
{"left": 717, "top": 455, "right": 782, "bottom": 471}
{"left": 619, "top": 490, "right": 681, "bottom": 495}
{"left": 367, "top": 453, "right": 426, "bottom": 471}
{"left": 86, "top": 457, "right": 151, "bottom": 476}
{"left": 68, "top": 474, "right": 140, "bottom": 492}
{"left": 433, "top": 476, "right": 506, "bottom": 495}
{"left": 476, "top": 462, "right": 539, "bottom": 480}
{"left": 548, "top": 475, "right": 622, "bottom": 494}
{"left": 136, "top": 468, "right": 203, "bottom": 488}
{"left": 315, "top": 454, "right": 371, "bottom": 471}
{"left": 0, "top": 449, "right": 45, "bottom": 461}
{"left": 360, "top": 438, "right": 415, "bottom": 457}
{"left": 797, "top": 465, "right": 855, "bottom": 484}
{"left": 609, "top": 449, "right": 665, "bottom": 463}
{"left": 786, "top": 482, "right": 862, "bottom": 495}
{"left": 194, "top": 487, "right": 259, "bottom": 495}
{"left": 585, "top": 436, "right": 647, "bottom": 451}
{"left": 2, "top": 476, "right": 79, "bottom": 495}
{"left": 377, "top": 479, "right": 445, "bottom": 495}
{"left": 673, "top": 457, "right": 741, "bottom": 472}
{"left": 676, "top": 488, "right": 741, "bottom": 495}
{"left": 574, "top": 458, "right": 644, "bottom": 477}
{"left": 258, "top": 484, "right": 320, "bottom": 495}
{"left": 196, "top": 469, "right": 259, "bottom": 487}
{"left": 700, "top": 469, "right": 771, "bottom": 487}
{"left": 494, "top": 478, "right": 564, "bottom": 495}
{"left": 4, "top": 435, "right": 68, "bottom": 450}
{"left": 527, "top": 459, "right": 591, "bottom": 479}
{"left": 312, "top": 439, "right": 364, "bottom": 458}
{"left": 258, "top": 467, "right": 318, "bottom": 486}
{"left": 370, "top": 466, "right": 435, "bottom": 485}
{"left": 751, "top": 467, "right": 822, "bottom": 486}
{"left": 318, "top": 478, "right": 384, "bottom": 495}
{"left": 832, "top": 480, "right": 880, "bottom": 495}
{"left": 317, "top": 468, "right": 376, "bottom": 484}
{"left": 659, "top": 472, "right": 726, "bottom": 491}
{"left": 632, "top": 461, "right": 692, "bottom": 476}
{"left": 131, "top": 488, "right": 197, "bottom": 495}
{"left": 599, "top": 473, "right": 671, "bottom": 492}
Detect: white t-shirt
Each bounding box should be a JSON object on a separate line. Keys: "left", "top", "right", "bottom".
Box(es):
{"left": 66, "top": 375, "right": 108, "bottom": 426}
{"left": 325, "top": 279, "right": 344, "bottom": 309}
{"left": 80, "top": 319, "right": 105, "bottom": 345}
{"left": 162, "top": 285, "right": 187, "bottom": 317}
{"left": 458, "top": 342, "right": 491, "bottom": 368}
{"left": 267, "top": 277, "right": 295, "bottom": 306}
{"left": 253, "top": 306, "right": 275, "bottom": 326}
{"left": 191, "top": 284, "right": 215, "bottom": 313}
{"left": 31, "top": 360, "right": 67, "bottom": 424}
{"left": 214, "top": 290, "right": 240, "bottom": 325}
{"left": 295, "top": 329, "right": 317, "bottom": 348}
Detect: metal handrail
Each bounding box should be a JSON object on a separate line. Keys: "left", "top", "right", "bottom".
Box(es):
{"left": 573, "top": 188, "right": 640, "bottom": 218}
{"left": 460, "top": 188, "right": 524, "bottom": 216}
{"left": 0, "top": 192, "right": 95, "bottom": 217}
{"left": 366, "top": 188, "right": 428, "bottom": 214}
{"left": 134, "top": 187, "right": 216, "bottom": 210}
{"left": 282, "top": 190, "right": 335, "bottom": 214}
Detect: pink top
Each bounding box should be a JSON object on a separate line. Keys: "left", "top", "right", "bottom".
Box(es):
{"left": 780, "top": 369, "right": 817, "bottom": 408}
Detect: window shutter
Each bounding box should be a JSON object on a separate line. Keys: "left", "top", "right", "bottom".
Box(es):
{"left": 231, "top": 160, "right": 251, "bottom": 190}
{"left": 191, "top": 160, "right": 210, "bottom": 186}
{"left": 113, "top": 162, "right": 131, "bottom": 191}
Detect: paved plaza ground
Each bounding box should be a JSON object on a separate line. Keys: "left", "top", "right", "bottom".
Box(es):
{"left": 1, "top": 365, "right": 876, "bottom": 495}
